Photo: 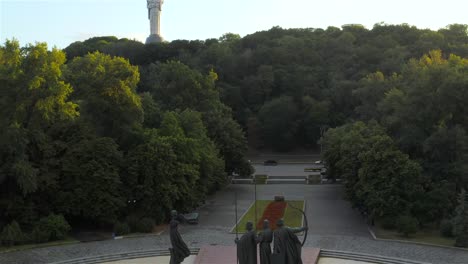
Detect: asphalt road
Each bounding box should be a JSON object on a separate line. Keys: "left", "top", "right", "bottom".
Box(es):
{"left": 252, "top": 163, "right": 323, "bottom": 177}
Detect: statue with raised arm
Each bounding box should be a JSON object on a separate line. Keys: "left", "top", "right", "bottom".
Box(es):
{"left": 271, "top": 219, "right": 308, "bottom": 264}
{"left": 146, "top": 0, "right": 164, "bottom": 43}
{"left": 169, "top": 210, "right": 190, "bottom": 264}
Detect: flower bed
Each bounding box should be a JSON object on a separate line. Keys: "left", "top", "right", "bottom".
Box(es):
{"left": 256, "top": 201, "right": 287, "bottom": 230}
{"left": 232, "top": 200, "right": 304, "bottom": 233}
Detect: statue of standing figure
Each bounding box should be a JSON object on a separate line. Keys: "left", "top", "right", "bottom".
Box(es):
{"left": 169, "top": 210, "right": 190, "bottom": 264}
{"left": 146, "top": 0, "right": 164, "bottom": 43}
{"left": 235, "top": 221, "right": 258, "bottom": 264}
{"left": 271, "top": 219, "right": 308, "bottom": 264}
{"left": 257, "top": 220, "right": 273, "bottom": 264}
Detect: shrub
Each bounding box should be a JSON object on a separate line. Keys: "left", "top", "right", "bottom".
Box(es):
{"left": 137, "top": 217, "right": 155, "bottom": 233}
{"left": 114, "top": 222, "right": 131, "bottom": 236}
{"left": 31, "top": 227, "right": 50, "bottom": 243}
{"left": 381, "top": 217, "right": 396, "bottom": 229}
{"left": 126, "top": 214, "right": 140, "bottom": 233}
{"left": 455, "top": 227, "right": 468, "bottom": 248}
{"left": 440, "top": 219, "right": 454, "bottom": 237}
{"left": 397, "top": 215, "right": 419, "bottom": 237}
{"left": 0, "top": 221, "right": 25, "bottom": 246}
{"left": 32, "top": 214, "right": 71, "bottom": 243}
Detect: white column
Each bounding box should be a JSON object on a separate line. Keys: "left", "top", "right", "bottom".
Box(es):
{"left": 146, "top": 0, "right": 164, "bottom": 43}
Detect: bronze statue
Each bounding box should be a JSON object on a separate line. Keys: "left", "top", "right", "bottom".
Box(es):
{"left": 272, "top": 219, "right": 308, "bottom": 264}
{"left": 235, "top": 221, "right": 258, "bottom": 264}
{"left": 169, "top": 210, "right": 190, "bottom": 264}
{"left": 257, "top": 219, "right": 273, "bottom": 264}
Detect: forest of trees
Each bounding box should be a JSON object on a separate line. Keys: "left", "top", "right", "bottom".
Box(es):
{"left": 1, "top": 23, "right": 468, "bottom": 246}
{"left": 0, "top": 40, "right": 251, "bottom": 245}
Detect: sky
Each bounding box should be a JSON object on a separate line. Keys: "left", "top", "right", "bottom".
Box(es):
{"left": 1, "top": 0, "right": 467, "bottom": 49}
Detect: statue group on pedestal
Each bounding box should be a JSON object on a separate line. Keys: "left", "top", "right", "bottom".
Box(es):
{"left": 235, "top": 219, "right": 308, "bottom": 264}
{"left": 167, "top": 208, "right": 307, "bottom": 264}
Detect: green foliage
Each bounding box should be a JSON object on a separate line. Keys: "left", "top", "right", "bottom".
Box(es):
{"left": 258, "top": 96, "right": 299, "bottom": 151}
{"left": 440, "top": 219, "right": 454, "bottom": 238}
{"left": 125, "top": 215, "right": 141, "bottom": 233}
{"left": 322, "top": 122, "right": 423, "bottom": 220}
{"left": 141, "top": 60, "right": 248, "bottom": 175}
{"left": 114, "top": 222, "right": 131, "bottom": 236}
{"left": 397, "top": 215, "right": 419, "bottom": 237}
{"left": 57, "top": 137, "right": 124, "bottom": 224}
{"left": 453, "top": 190, "right": 468, "bottom": 247}
{"left": 381, "top": 217, "right": 397, "bottom": 230}
{"left": 0, "top": 41, "right": 78, "bottom": 201}
{"left": 137, "top": 218, "right": 155, "bottom": 233}
{"left": 2, "top": 22, "right": 468, "bottom": 247}
{"left": 0, "top": 221, "right": 25, "bottom": 246}
{"left": 140, "top": 61, "right": 219, "bottom": 112}
{"left": 64, "top": 52, "right": 143, "bottom": 140}
{"left": 124, "top": 111, "right": 226, "bottom": 223}
{"left": 31, "top": 214, "right": 70, "bottom": 243}
{"left": 0, "top": 40, "right": 239, "bottom": 246}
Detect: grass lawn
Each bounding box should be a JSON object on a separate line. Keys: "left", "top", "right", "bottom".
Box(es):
{"left": 232, "top": 200, "right": 304, "bottom": 233}
{"left": 372, "top": 225, "right": 456, "bottom": 247}
{"left": 0, "top": 237, "right": 79, "bottom": 253}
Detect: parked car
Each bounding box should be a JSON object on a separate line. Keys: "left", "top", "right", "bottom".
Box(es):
{"left": 264, "top": 160, "right": 278, "bottom": 166}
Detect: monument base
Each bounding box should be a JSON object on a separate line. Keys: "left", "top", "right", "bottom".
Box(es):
{"left": 194, "top": 246, "right": 320, "bottom": 264}
{"left": 146, "top": 34, "right": 164, "bottom": 44}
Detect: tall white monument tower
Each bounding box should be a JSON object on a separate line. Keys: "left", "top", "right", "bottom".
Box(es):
{"left": 146, "top": 0, "right": 164, "bottom": 44}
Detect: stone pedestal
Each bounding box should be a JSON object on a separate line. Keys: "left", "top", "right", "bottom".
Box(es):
{"left": 146, "top": 34, "right": 164, "bottom": 44}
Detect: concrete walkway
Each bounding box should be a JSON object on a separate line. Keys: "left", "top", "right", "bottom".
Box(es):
{"left": 1, "top": 232, "right": 466, "bottom": 264}
{"left": 103, "top": 255, "right": 197, "bottom": 264}
{"left": 1, "top": 185, "right": 467, "bottom": 264}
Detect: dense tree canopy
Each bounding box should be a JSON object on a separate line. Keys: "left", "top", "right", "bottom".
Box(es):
{"left": 1, "top": 22, "right": 467, "bottom": 246}
{"left": 0, "top": 40, "right": 242, "bottom": 245}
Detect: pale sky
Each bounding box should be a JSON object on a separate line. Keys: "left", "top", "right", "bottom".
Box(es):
{"left": 1, "top": 0, "right": 467, "bottom": 48}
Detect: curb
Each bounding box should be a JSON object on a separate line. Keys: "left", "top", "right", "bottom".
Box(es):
{"left": 49, "top": 248, "right": 433, "bottom": 264}
{"left": 367, "top": 226, "right": 468, "bottom": 252}
{"left": 120, "top": 230, "right": 165, "bottom": 239}
{"left": 373, "top": 236, "right": 468, "bottom": 252}
{"left": 251, "top": 162, "right": 319, "bottom": 165}
{"left": 229, "top": 200, "right": 256, "bottom": 234}
{"left": 50, "top": 248, "right": 201, "bottom": 264}
{"left": 0, "top": 240, "right": 79, "bottom": 255}
{"left": 320, "top": 249, "right": 431, "bottom": 264}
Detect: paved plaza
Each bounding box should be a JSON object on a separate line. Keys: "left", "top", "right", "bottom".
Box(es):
{"left": 1, "top": 184, "right": 468, "bottom": 264}
{"left": 196, "top": 184, "right": 370, "bottom": 237}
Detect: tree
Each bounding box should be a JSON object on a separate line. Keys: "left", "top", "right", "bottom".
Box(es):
{"left": 258, "top": 96, "right": 299, "bottom": 151}
{"left": 64, "top": 52, "right": 143, "bottom": 142}
{"left": 454, "top": 190, "right": 468, "bottom": 247}
{"left": 140, "top": 61, "right": 219, "bottom": 112}
{"left": 141, "top": 61, "right": 249, "bottom": 175}
{"left": 0, "top": 40, "right": 78, "bottom": 227}
{"left": 353, "top": 71, "right": 393, "bottom": 121}
{"left": 300, "top": 96, "right": 329, "bottom": 147}
{"left": 322, "top": 122, "right": 424, "bottom": 221}
{"left": 397, "top": 215, "right": 419, "bottom": 237}
{"left": 57, "top": 137, "right": 124, "bottom": 224}
{"left": 356, "top": 134, "right": 423, "bottom": 220}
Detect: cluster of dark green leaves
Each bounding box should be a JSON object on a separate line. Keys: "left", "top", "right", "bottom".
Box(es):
{"left": 321, "top": 122, "right": 424, "bottom": 222}
{"left": 321, "top": 51, "right": 468, "bottom": 240}
{"left": 0, "top": 40, "right": 250, "bottom": 245}
{"left": 64, "top": 24, "right": 467, "bottom": 152}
